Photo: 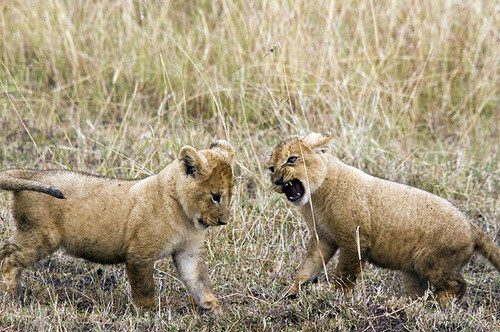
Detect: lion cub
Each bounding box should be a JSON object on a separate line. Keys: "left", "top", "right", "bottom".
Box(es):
{"left": 0, "top": 140, "right": 235, "bottom": 312}
{"left": 268, "top": 133, "right": 499, "bottom": 303}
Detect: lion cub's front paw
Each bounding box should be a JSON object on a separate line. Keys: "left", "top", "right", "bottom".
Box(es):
{"left": 202, "top": 299, "right": 222, "bottom": 314}
{"left": 200, "top": 294, "right": 222, "bottom": 314}
{"left": 0, "top": 282, "right": 7, "bottom": 294}
{"left": 0, "top": 281, "right": 23, "bottom": 302}
{"left": 133, "top": 295, "right": 158, "bottom": 309}
{"left": 283, "top": 283, "right": 299, "bottom": 299}
{"left": 210, "top": 302, "right": 223, "bottom": 315}
{"left": 333, "top": 278, "right": 355, "bottom": 295}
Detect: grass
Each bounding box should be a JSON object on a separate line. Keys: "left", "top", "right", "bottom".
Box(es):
{"left": 0, "top": 0, "right": 499, "bottom": 330}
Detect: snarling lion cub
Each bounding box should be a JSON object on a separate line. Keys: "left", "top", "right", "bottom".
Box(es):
{"left": 0, "top": 140, "right": 235, "bottom": 312}
{"left": 268, "top": 133, "right": 499, "bottom": 303}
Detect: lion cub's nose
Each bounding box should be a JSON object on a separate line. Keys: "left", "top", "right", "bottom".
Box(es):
{"left": 274, "top": 175, "right": 284, "bottom": 186}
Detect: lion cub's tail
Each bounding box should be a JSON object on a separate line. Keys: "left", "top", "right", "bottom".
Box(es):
{"left": 0, "top": 169, "right": 65, "bottom": 199}
{"left": 472, "top": 223, "right": 500, "bottom": 271}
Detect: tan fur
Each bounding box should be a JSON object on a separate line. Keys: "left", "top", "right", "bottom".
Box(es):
{"left": 0, "top": 140, "right": 235, "bottom": 312}
{"left": 268, "top": 133, "right": 500, "bottom": 304}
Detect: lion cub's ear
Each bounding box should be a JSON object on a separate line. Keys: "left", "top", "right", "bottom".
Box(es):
{"left": 264, "top": 152, "right": 271, "bottom": 165}
{"left": 210, "top": 140, "right": 235, "bottom": 164}
{"left": 179, "top": 146, "right": 207, "bottom": 177}
{"left": 303, "top": 132, "right": 333, "bottom": 153}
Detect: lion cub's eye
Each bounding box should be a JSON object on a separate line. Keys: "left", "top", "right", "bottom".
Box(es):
{"left": 287, "top": 156, "right": 298, "bottom": 163}
{"left": 268, "top": 166, "right": 275, "bottom": 173}
{"left": 211, "top": 193, "right": 221, "bottom": 203}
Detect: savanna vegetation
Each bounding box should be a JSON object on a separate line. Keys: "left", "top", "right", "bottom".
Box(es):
{"left": 0, "top": 0, "right": 498, "bottom": 330}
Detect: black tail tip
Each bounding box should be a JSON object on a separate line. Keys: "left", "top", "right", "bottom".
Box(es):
{"left": 51, "top": 189, "right": 66, "bottom": 199}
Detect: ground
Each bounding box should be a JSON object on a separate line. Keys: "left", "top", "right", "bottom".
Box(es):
{"left": 0, "top": 0, "right": 498, "bottom": 330}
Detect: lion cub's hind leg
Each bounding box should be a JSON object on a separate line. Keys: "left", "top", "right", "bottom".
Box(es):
{"left": 416, "top": 246, "right": 471, "bottom": 304}
{"left": 428, "top": 270, "right": 467, "bottom": 305}
{"left": 0, "top": 241, "right": 22, "bottom": 294}
{"left": 0, "top": 231, "right": 60, "bottom": 298}
{"left": 125, "top": 259, "right": 156, "bottom": 309}
{"left": 399, "top": 271, "right": 428, "bottom": 300}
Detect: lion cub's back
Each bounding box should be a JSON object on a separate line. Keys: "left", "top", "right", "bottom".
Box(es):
{"left": 369, "top": 176, "right": 471, "bottom": 232}
{"left": 366, "top": 175, "right": 474, "bottom": 268}
{"left": 12, "top": 171, "right": 137, "bottom": 263}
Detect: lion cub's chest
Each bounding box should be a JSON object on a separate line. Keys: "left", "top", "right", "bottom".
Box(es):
{"left": 298, "top": 203, "right": 338, "bottom": 241}
{"left": 156, "top": 227, "right": 205, "bottom": 260}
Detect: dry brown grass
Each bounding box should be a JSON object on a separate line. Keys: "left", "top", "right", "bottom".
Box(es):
{"left": 0, "top": 0, "right": 498, "bottom": 330}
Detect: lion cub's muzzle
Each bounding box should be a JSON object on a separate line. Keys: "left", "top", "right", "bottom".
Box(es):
{"left": 198, "top": 218, "right": 228, "bottom": 229}
{"left": 282, "top": 179, "right": 305, "bottom": 202}
{"left": 274, "top": 175, "right": 305, "bottom": 202}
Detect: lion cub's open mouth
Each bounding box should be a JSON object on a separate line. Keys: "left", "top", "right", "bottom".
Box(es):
{"left": 283, "top": 179, "right": 305, "bottom": 202}
{"left": 198, "top": 219, "right": 210, "bottom": 229}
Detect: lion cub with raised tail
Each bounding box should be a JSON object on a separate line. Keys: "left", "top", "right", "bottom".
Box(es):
{"left": 268, "top": 133, "right": 499, "bottom": 304}
{"left": 0, "top": 140, "right": 235, "bottom": 312}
